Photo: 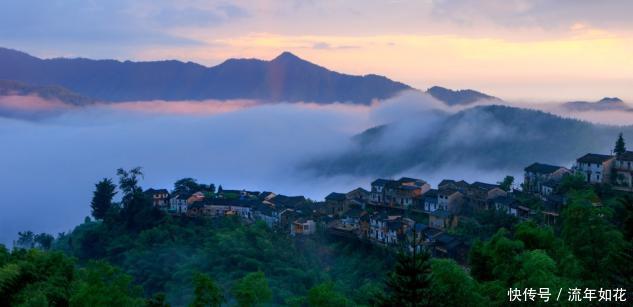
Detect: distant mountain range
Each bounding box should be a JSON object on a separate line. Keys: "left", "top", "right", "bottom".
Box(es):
{"left": 562, "top": 97, "right": 631, "bottom": 112}
{"left": 0, "top": 47, "right": 412, "bottom": 104}
{"left": 0, "top": 80, "right": 95, "bottom": 106}
{"left": 426, "top": 86, "right": 500, "bottom": 106}
{"left": 306, "top": 105, "right": 633, "bottom": 177}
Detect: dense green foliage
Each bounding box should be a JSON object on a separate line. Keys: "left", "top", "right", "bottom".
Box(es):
{"left": 0, "top": 247, "right": 145, "bottom": 306}
{"left": 191, "top": 272, "right": 224, "bottom": 307}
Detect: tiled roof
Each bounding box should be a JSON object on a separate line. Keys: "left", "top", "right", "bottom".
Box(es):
{"left": 424, "top": 189, "right": 438, "bottom": 198}
{"left": 471, "top": 181, "right": 500, "bottom": 191}
{"left": 371, "top": 179, "right": 392, "bottom": 186}
{"left": 325, "top": 192, "right": 347, "bottom": 201}
{"left": 577, "top": 153, "right": 614, "bottom": 164}
{"left": 524, "top": 162, "right": 565, "bottom": 174}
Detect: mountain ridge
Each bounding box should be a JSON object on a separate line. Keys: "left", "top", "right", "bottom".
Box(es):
{"left": 0, "top": 47, "right": 411, "bottom": 104}
{"left": 426, "top": 86, "right": 500, "bottom": 106}
{"left": 562, "top": 96, "right": 631, "bottom": 112}
{"left": 306, "top": 105, "right": 633, "bottom": 177}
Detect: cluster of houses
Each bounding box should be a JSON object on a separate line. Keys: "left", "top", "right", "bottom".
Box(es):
{"left": 143, "top": 149, "right": 633, "bottom": 264}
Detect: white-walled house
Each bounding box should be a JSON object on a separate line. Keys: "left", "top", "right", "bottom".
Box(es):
{"left": 422, "top": 189, "right": 439, "bottom": 213}
{"left": 523, "top": 163, "right": 570, "bottom": 194}
{"left": 437, "top": 189, "right": 463, "bottom": 213}
{"left": 169, "top": 194, "right": 188, "bottom": 214}
{"left": 573, "top": 153, "right": 615, "bottom": 184}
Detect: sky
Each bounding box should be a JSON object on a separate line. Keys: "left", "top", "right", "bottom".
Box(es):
{"left": 1, "top": 0, "right": 632, "bottom": 102}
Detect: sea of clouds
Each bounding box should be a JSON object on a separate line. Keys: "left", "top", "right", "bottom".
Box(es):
{"left": 1, "top": 90, "right": 631, "bottom": 245}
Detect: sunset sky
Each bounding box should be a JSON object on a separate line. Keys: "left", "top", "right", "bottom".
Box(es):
{"left": 2, "top": 0, "right": 632, "bottom": 101}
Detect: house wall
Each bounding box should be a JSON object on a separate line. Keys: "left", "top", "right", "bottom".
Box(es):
{"left": 575, "top": 159, "right": 614, "bottom": 183}
{"left": 424, "top": 199, "right": 439, "bottom": 212}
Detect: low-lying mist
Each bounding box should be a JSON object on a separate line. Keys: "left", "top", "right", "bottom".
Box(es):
{"left": 1, "top": 90, "right": 631, "bottom": 245}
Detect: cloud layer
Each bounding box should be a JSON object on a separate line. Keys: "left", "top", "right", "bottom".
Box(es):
{"left": 1, "top": 91, "right": 631, "bottom": 245}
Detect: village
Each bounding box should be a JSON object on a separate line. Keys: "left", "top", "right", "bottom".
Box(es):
{"left": 144, "top": 146, "right": 633, "bottom": 264}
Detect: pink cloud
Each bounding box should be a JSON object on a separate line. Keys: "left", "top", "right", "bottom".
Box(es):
{"left": 108, "top": 99, "right": 258, "bottom": 115}
{"left": 0, "top": 95, "right": 74, "bottom": 111}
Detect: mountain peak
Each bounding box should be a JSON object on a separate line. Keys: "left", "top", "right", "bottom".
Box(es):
{"left": 426, "top": 86, "right": 498, "bottom": 106}
{"left": 598, "top": 97, "right": 623, "bottom": 104}
{"left": 271, "top": 51, "right": 302, "bottom": 62}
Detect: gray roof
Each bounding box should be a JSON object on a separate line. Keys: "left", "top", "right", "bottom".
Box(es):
{"left": 471, "top": 181, "right": 500, "bottom": 191}
{"left": 371, "top": 179, "right": 391, "bottom": 186}
{"left": 424, "top": 189, "right": 438, "bottom": 198}
{"left": 577, "top": 153, "right": 614, "bottom": 164}
{"left": 524, "top": 162, "right": 566, "bottom": 174}
{"left": 325, "top": 192, "right": 347, "bottom": 201}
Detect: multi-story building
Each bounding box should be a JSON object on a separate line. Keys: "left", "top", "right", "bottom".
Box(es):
{"left": 523, "top": 163, "right": 570, "bottom": 194}
{"left": 573, "top": 153, "right": 615, "bottom": 184}
{"left": 613, "top": 151, "right": 633, "bottom": 191}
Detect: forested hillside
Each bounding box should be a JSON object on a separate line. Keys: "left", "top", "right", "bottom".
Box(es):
{"left": 1, "top": 169, "right": 631, "bottom": 306}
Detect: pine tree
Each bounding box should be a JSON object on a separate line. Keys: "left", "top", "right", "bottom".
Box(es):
{"left": 615, "top": 133, "right": 626, "bottom": 156}
{"left": 381, "top": 230, "right": 432, "bottom": 307}
{"left": 90, "top": 178, "right": 117, "bottom": 220}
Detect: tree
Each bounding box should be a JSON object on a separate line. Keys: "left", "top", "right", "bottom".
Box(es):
{"left": 619, "top": 195, "right": 633, "bottom": 241}
{"left": 469, "top": 240, "right": 493, "bottom": 282}
{"left": 174, "top": 178, "right": 200, "bottom": 195}
{"left": 90, "top": 178, "right": 117, "bottom": 220}
{"left": 190, "top": 272, "right": 224, "bottom": 307}
{"left": 16, "top": 231, "right": 35, "bottom": 249}
{"left": 514, "top": 250, "right": 562, "bottom": 291}
{"left": 498, "top": 176, "right": 514, "bottom": 192}
{"left": 232, "top": 271, "right": 272, "bottom": 307}
{"left": 70, "top": 261, "right": 145, "bottom": 306}
{"left": 116, "top": 167, "right": 160, "bottom": 231}
{"left": 557, "top": 173, "right": 587, "bottom": 194}
{"left": 562, "top": 190, "right": 626, "bottom": 284}
{"left": 381, "top": 231, "right": 432, "bottom": 307}
{"left": 429, "top": 259, "right": 485, "bottom": 307}
{"left": 0, "top": 249, "right": 76, "bottom": 306}
{"left": 117, "top": 167, "right": 143, "bottom": 202}
{"left": 34, "top": 233, "right": 55, "bottom": 250}
{"left": 614, "top": 132, "right": 626, "bottom": 156}
{"left": 147, "top": 293, "right": 170, "bottom": 307}
{"left": 514, "top": 221, "right": 555, "bottom": 251}
{"left": 307, "top": 282, "right": 351, "bottom": 307}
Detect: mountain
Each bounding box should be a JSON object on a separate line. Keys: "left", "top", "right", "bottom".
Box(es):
{"left": 306, "top": 105, "right": 633, "bottom": 177}
{"left": 0, "top": 47, "right": 411, "bottom": 104}
{"left": 426, "top": 86, "right": 500, "bottom": 106}
{"left": 0, "top": 79, "right": 95, "bottom": 106}
{"left": 562, "top": 97, "right": 631, "bottom": 112}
